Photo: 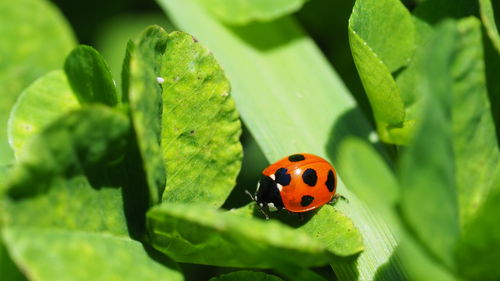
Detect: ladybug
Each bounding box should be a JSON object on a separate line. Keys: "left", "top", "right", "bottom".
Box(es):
{"left": 247, "top": 153, "right": 341, "bottom": 219}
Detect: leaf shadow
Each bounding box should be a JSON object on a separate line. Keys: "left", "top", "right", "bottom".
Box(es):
{"left": 374, "top": 246, "right": 407, "bottom": 281}
{"left": 325, "top": 107, "right": 387, "bottom": 163}
{"left": 225, "top": 17, "right": 304, "bottom": 52}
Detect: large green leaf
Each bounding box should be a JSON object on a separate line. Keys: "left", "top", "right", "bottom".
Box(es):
{"left": 1, "top": 106, "right": 182, "bottom": 281}
{"left": 456, "top": 180, "right": 500, "bottom": 281}
{"left": 122, "top": 27, "right": 168, "bottom": 204}
{"left": 209, "top": 271, "right": 283, "bottom": 281}
{"left": 157, "top": 0, "right": 404, "bottom": 280}
{"left": 197, "top": 0, "right": 311, "bottom": 25}
{"left": 399, "top": 20, "right": 459, "bottom": 269}
{"left": 147, "top": 203, "right": 330, "bottom": 268}
{"left": 451, "top": 18, "right": 500, "bottom": 225}
{"left": 348, "top": 0, "right": 416, "bottom": 145}
{"left": 0, "top": 0, "right": 76, "bottom": 163}
{"left": 160, "top": 30, "right": 243, "bottom": 207}
{"left": 64, "top": 45, "right": 119, "bottom": 106}
{"left": 7, "top": 71, "right": 79, "bottom": 158}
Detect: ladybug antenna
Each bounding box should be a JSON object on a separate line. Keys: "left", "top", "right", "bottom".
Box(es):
{"left": 245, "top": 190, "right": 269, "bottom": 220}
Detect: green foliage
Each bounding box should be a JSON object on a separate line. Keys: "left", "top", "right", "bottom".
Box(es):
{"left": 0, "top": 0, "right": 76, "bottom": 163}
{"left": 2, "top": 0, "right": 500, "bottom": 280}
{"left": 1, "top": 106, "right": 181, "bottom": 281}
{"left": 209, "top": 271, "right": 284, "bottom": 281}
{"left": 64, "top": 45, "right": 119, "bottom": 105}
{"left": 348, "top": 0, "right": 416, "bottom": 144}
{"left": 7, "top": 71, "right": 79, "bottom": 157}
{"left": 156, "top": 0, "right": 395, "bottom": 280}
{"left": 197, "top": 0, "right": 311, "bottom": 25}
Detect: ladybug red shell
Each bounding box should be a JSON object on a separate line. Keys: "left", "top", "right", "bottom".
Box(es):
{"left": 250, "top": 153, "right": 338, "bottom": 216}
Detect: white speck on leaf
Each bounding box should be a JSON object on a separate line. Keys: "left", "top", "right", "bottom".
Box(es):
{"left": 156, "top": 77, "right": 165, "bottom": 84}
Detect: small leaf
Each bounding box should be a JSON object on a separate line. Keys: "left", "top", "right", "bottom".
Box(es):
{"left": 64, "top": 45, "right": 119, "bottom": 106}
{"left": 1, "top": 106, "right": 182, "bottom": 281}
{"left": 122, "top": 26, "right": 169, "bottom": 204}
{"left": 160, "top": 31, "right": 242, "bottom": 207}
{"left": 7, "top": 71, "right": 79, "bottom": 158}
{"left": 0, "top": 0, "right": 76, "bottom": 163}
{"left": 399, "top": 20, "right": 460, "bottom": 269}
{"left": 147, "top": 203, "right": 330, "bottom": 268}
{"left": 209, "top": 271, "right": 283, "bottom": 281}
{"left": 348, "top": 0, "right": 416, "bottom": 144}
{"left": 197, "top": 0, "right": 311, "bottom": 25}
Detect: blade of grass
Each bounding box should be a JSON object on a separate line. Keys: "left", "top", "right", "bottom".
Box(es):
{"left": 156, "top": 0, "right": 406, "bottom": 280}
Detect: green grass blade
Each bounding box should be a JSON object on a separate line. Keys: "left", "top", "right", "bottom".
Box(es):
{"left": 160, "top": 30, "right": 243, "bottom": 207}
{"left": 0, "top": 0, "right": 76, "bottom": 164}
{"left": 7, "top": 71, "right": 79, "bottom": 158}
{"left": 64, "top": 45, "right": 119, "bottom": 106}
{"left": 197, "top": 0, "right": 311, "bottom": 25}
{"left": 156, "top": 0, "right": 406, "bottom": 280}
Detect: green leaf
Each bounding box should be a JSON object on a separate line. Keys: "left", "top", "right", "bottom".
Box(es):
{"left": 1, "top": 106, "right": 182, "bottom": 281}
{"left": 479, "top": 0, "right": 500, "bottom": 54}
{"left": 197, "top": 0, "right": 311, "bottom": 25}
{"left": 147, "top": 203, "right": 330, "bottom": 268}
{"left": 209, "top": 271, "right": 283, "bottom": 281}
{"left": 451, "top": 18, "right": 500, "bottom": 225}
{"left": 399, "top": 20, "right": 459, "bottom": 269}
{"left": 348, "top": 0, "right": 416, "bottom": 145}
{"left": 122, "top": 26, "right": 168, "bottom": 204}
{"left": 7, "top": 71, "right": 79, "bottom": 158}
{"left": 456, "top": 181, "right": 500, "bottom": 281}
{"left": 160, "top": 31, "right": 243, "bottom": 207}
{"left": 157, "top": 0, "right": 405, "bottom": 280}
{"left": 0, "top": 0, "right": 76, "bottom": 163}
{"left": 64, "top": 45, "right": 119, "bottom": 106}
{"left": 275, "top": 205, "right": 364, "bottom": 258}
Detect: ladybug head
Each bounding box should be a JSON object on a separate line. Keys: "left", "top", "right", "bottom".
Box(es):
{"left": 245, "top": 175, "right": 285, "bottom": 220}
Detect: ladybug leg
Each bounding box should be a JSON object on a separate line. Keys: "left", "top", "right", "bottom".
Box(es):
{"left": 297, "top": 212, "right": 304, "bottom": 222}
{"left": 328, "top": 194, "right": 348, "bottom": 205}
{"left": 245, "top": 190, "right": 269, "bottom": 220}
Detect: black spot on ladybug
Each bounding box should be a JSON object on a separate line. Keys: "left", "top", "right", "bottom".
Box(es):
{"left": 288, "top": 154, "right": 305, "bottom": 162}
{"left": 275, "top": 168, "right": 291, "bottom": 186}
{"left": 256, "top": 175, "right": 284, "bottom": 210}
{"left": 325, "top": 170, "right": 335, "bottom": 192}
{"left": 300, "top": 195, "right": 315, "bottom": 207}
{"left": 302, "top": 168, "right": 317, "bottom": 186}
